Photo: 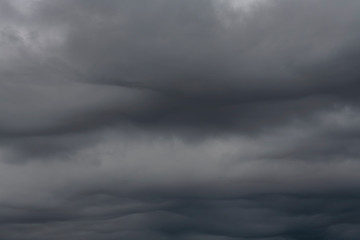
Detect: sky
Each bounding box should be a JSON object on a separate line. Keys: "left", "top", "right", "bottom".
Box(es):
{"left": 1, "top": 0, "right": 360, "bottom": 239}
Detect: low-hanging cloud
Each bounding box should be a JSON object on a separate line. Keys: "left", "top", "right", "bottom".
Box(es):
{"left": 1, "top": 0, "right": 360, "bottom": 239}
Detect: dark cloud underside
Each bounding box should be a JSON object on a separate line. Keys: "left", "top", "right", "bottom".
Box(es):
{"left": 1, "top": 0, "right": 360, "bottom": 239}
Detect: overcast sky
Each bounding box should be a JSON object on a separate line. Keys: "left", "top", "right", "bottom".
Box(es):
{"left": 1, "top": 0, "right": 360, "bottom": 239}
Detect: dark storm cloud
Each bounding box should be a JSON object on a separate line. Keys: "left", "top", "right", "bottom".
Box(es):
{"left": 1, "top": 0, "right": 360, "bottom": 239}
{"left": 43, "top": 0, "right": 360, "bottom": 136}
{"left": 1, "top": 193, "right": 360, "bottom": 240}
{"left": 1, "top": 0, "right": 360, "bottom": 139}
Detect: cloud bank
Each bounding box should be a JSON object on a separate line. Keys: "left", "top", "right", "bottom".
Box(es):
{"left": 1, "top": 0, "right": 360, "bottom": 239}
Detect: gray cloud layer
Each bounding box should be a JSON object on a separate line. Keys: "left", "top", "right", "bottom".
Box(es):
{"left": 1, "top": 0, "right": 360, "bottom": 239}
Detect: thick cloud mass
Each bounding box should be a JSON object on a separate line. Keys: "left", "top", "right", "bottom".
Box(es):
{"left": 1, "top": 0, "right": 360, "bottom": 239}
